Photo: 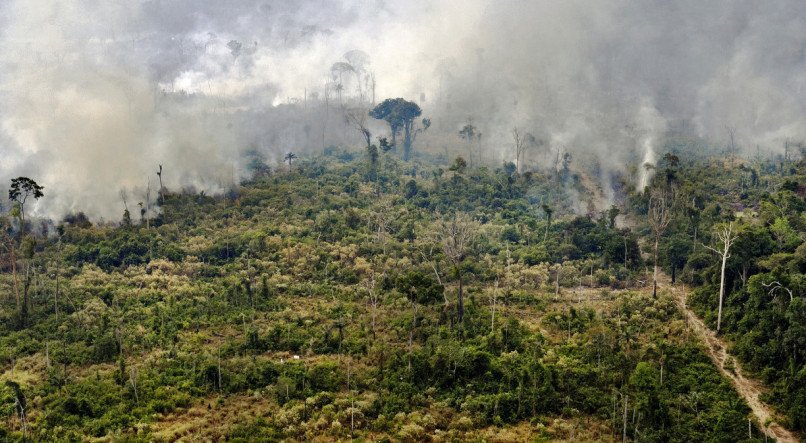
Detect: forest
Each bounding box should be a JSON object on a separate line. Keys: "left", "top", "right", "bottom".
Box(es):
{"left": 0, "top": 130, "right": 803, "bottom": 441}
{"left": 0, "top": 1, "right": 804, "bottom": 442}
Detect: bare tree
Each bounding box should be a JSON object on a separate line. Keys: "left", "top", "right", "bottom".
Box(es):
{"left": 0, "top": 223, "right": 20, "bottom": 308}
{"left": 362, "top": 271, "right": 382, "bottom": 338}
{"left": 490, "top": 278, "right": 499, "bottom": 332}
{"left": 726, "top": 125, "right": 737, "bottom": 158}
{"left": 156, "top": 164, "right": 164, "bottom": 204}
{"left": 703, "top": 222, "right": 738, "bottom": 332}
{"left": 5, "top": 380, "right": 27, "bottom": 438}
{"left": 511, "top": 129, "right": 539, "bottom": 174}
{"left": 120, "top": 189, "right": 132, "bottom": 227}
{"left": 417, "top": 236, "right": 449, "bottom": 306}
{"left": 438, "top": 212, "right": 479, "bottom": 323}
{"left": 762, "top": 280, "right": 794, "bottom": 303}
{"left": 368, "top": 199, "right": 393, "bottom": 254}
{"left": 648, "top": 188, "right": 674, "bottom": 297}
{"left": 512, "top": 128, "right": 525, "bottom": 174}
{"left": 346, "top": 108, "right": 372, "bottom": 149}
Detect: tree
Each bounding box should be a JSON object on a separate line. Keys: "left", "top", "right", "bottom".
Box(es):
{"left": 8, "top": 177, "right": 44, "bottom": 243}
{"left": 437, "top": 212, "right": 478, "bottom": 323}
{"left": 346, "top": 108, "right": 372, "bottom": 150}
{"left": 665, "top": 236, "right": 689, "bottom": 284}
{"left": 726, "top": 125, "right": 737, "bottom": 158}
{"left": 648, "top": 188, "right": 674, "bottom": 297}
{"left": 511, "top": 128, "right": 524, "bottom": 174}
{"left": 542, "top": 204, "right": 554, "bottom": 242}
{"left": 703, "top": 222, "right": 738, "bottom": 332}
{"left": 156, "top": 164, "right": 165, "bottom": 205}
{"left": 227, "top": 40, "right": 242, "bottom": 59}
{"left": 449, "top": 156, "right": 467, "bottom": 174}
{"left": 120, "top": 189, "right": 132, "bottom": 228}
{"left": 459, "top": 123, "right": 477, "bottom": 166}
{"left": 607, "top": 205, "right": 620, "bottom": 229}
{"left": 5, "top": 380, "right": 27, "bottom": 438}
{"left": 330, "top": 62, "right": 355, "bottom": 104}
{"left": 512, "top": 128, "right": 539, "bottom": 174}
{"left": 369, "top": 98, "right": 424, "bottom": 161}
{"left": 0, "top": 220, "right": 20, "bottom": 308}
{"left": 662, "top": 153, "right": 679, "bottom": 187}
{"left": 284, "top": 152, "right": 297, "bottom": 171}
{"left": 343, "top": 50, "right": 371, "bottom": 103}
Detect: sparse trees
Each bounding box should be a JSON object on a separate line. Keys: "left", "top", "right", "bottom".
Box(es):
{"left": 343, "top": 50, "right": 372, "bottom": 103}
{"left": 330, "top": 62, "right": 354, "bottom": 104}
{"left": 704, "top": 222, "right": 738, "bottom": 332}
{"left": 362, "top": 272, "right": 381, "bottom": 338}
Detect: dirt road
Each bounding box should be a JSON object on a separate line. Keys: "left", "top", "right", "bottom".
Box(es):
{"left": 667, "top": 284, "right": 798, "bottom": 443}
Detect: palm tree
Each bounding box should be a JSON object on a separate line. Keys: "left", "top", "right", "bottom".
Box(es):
{"left": 284, "top": 152, "right": 297, "bottom": 171}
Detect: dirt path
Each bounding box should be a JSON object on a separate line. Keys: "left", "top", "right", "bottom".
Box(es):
{"left": 667, "top": 283, "right": 798, "bottom": 443}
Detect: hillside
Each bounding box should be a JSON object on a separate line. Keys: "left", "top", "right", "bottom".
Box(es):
{"left": 0, "top": 150, "right": 803, "bottom": 442}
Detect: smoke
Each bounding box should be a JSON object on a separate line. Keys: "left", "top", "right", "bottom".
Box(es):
{"left": 0, "top": 0, "right": 803, "bottom": 219}
{"left": 636, "top": 100, "right": 667, "bottom": 191}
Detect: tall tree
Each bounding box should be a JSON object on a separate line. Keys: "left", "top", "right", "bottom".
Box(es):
{"left": 459, "top": 123, "right": 477, "bottom": 166}
{"left": 343, "top": 50, "right": 371, "bottom": 103}
{"left": 511, "top": 128, "right": 524, "bottom": 174}
{"left": 542, "top": 203, "right": 554, "bottom": 241}
{"left": 284, "top": 152, "right": 297, "bottom": 171}
{"left": 8, "top": 177, "right": 44, "bottom": 243}
{"left": 726, "top": 125, "right": 737, "bottom": 158}
{"left": 346, "top": 108, "right": 372, "bottom": 150}
{"left": 156, "top": 164, "right": 165, "bottom": 205}
{"left": 662, "top": 152, "right": 679, "bottom": 187}
{"left": 704, "top": 222, "right": 738, "bottom": 332}
{"left": 512, "top": 128, "right": 539, "bottom": 173}
{"left": 369, "top": 98, "right": 424, "bottom": 161}
{"left": 330, "top": 62, "right": 354, "bottom": 104}
{"left": 438, "top": 212, "right": 478, "bottom": 324}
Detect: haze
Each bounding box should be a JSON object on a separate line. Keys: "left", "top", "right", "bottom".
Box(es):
{"left": 0, "top": 0, "right": 803, "bottom": 219}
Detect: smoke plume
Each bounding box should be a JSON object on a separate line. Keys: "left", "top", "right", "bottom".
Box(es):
{"left": 0, "top": 0, "right": 803, "bottom": 219}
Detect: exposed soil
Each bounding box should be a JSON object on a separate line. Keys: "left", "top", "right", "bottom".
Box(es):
{"left": 667, "top": 281, "right": 798, "bottom": 443}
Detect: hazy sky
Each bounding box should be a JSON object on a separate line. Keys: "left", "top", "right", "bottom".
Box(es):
{"left": 0, "top": 0, "right": 803, "bottom": 218}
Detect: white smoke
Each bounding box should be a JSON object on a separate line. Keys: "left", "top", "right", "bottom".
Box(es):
{"left": 636, "top": 100, "right": 667, "bottom": 191}
{"left": 0, "top": 0, "right": 802, "bottom": 219}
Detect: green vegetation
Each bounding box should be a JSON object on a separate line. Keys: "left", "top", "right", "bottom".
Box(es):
{"left": 0, "top": 144, "right": 802, "bottom": 441}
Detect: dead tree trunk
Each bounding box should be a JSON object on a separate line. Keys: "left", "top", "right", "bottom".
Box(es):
{"left": 704, "top": 222, "right": 738, "bottom": 333}
{"left": 648, "top": 188, "right": 674, "bottom": 298}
